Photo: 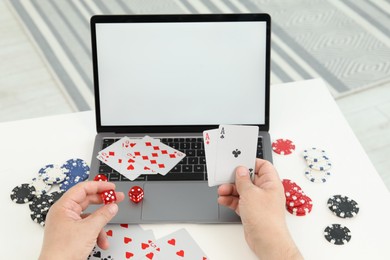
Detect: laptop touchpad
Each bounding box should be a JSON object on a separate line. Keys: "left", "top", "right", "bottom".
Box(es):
{"left": 142, "top": 182, "right": 219, "bottom": 222}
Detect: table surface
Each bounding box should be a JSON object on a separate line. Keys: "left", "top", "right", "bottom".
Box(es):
{"left": 1, "top": 79, "right": 389, "bottom": 259}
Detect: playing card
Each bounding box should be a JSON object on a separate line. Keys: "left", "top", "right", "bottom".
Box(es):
{"left": 203, "top": 129, "right": 224, "bottom": 187}
{"left": 214, "top": 125, "right": 258, "bottom": 183}
{"left": 123, "top": 136, "right": 186, "bottom": 175}
{"left": 155, "top": 228, "right": 208, "bottom": 260}
{"left": 97, "top": 137, "right": 157, "bottom": 180}
{"left": 103, "top": 224, "right": 157, "bottom": 259}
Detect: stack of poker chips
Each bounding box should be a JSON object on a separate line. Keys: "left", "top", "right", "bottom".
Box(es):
{"left": 303, "top": 148, "right": 332, "bottom": 183}
{"left": 9, "top": 158, "right": 90, "bottom": 226}
{"left": 282, "top": 179, "right": 313, "bottom": 216}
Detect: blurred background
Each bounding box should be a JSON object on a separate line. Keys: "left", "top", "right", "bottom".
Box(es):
{"left": 1, "top": 0, "right": 389, "bottom": 190}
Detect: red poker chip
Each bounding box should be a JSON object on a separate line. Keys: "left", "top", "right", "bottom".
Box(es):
{"left": 282, "top": 179, "right": 301, "bottom": 196}
{"left": 287, "top": 198, "right": 313, "bottom": 216}
{"left": 272, "top": 139, "right": 295, "bottom": 155}
{"left": 286, "top": 194, "right": 310, "bottom": 208}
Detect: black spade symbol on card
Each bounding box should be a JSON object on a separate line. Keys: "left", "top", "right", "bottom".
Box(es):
{"left": 232, "top": 149, "right": 241, "bottom": 158}
{"left": 93, "top": 251, "right": 101, "bottom": 257}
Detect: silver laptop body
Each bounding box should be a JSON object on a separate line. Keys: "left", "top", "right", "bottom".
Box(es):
{"left": 87, "top": 14, "right": 272, "bottom": 223}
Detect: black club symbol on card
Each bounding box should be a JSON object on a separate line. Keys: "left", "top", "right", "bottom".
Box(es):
{"left": 232, "top": 149, "right": 241, "bottom": 158}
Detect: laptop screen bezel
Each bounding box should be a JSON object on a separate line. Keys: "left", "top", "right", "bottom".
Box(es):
{"left": 91, "top": 14, "right": 271, "bottom": 133}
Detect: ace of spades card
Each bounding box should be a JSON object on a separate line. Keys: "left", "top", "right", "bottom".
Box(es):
{"left": 214, "top": 125, "right": 259, "bottom": 184}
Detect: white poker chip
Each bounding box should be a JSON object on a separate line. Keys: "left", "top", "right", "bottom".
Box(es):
{"left": 307, "top": 159, "right": 332, "bottom": 171}
{"left": 30, "top": 176, "right": 52, "bottom": 196}
{"left": 39, "top": 164, "right": 68, "bottom": 184}
{"left": 304, "top": 167, "right": 331, "bottom": 183}
{"left": 303, "top": 148, "right": 329, "bottom": 162}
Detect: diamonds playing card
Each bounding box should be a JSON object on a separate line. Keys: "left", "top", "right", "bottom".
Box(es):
{"left": 203, "top": 125, "right": 259, "bottom": 186}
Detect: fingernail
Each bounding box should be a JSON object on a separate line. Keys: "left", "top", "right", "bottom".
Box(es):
{"left": 107, "top": 203, "right": 118, "bottom": 215}
{"left": 237, "top": 167, "right": 249, "bottom": 177}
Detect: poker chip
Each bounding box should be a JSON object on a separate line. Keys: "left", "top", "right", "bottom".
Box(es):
{"left": 282, "top": 179, "right": 313, "bottom": 217}
{"left": 272, "top": 139, "right": 295, "bottom": 155}
{"left": 304, "top": 167, "right": 331, "bottom": 183}
{"left": 30, "top": 176, "right": 52, "bottom": 196}
{"left": 39, "top": 164, "right": 68, "bottom": 184}
{"left": 303, "top": 148, "right": 329, "bottom": 162}
{"left": 59, "top": 159, "right": 90, "bottom": 191}
{"left": 48, "top": 190, "right": 65, "bottom": 205}
{"left": 62, "top": 158, "right": 90, "bottom": 181}
{"left": 30, "top": 210, "right": 46, "bottom": 226}
{"left": 324, "top": 224, "right": 351, "bottom": 245}
{"left": 10, "top": 184, "right": 36, "bottom": 204}
{"left": 328, "top": 195, "right": 359, "bottom": 218}
{"left": 307, "top": 159, "right": 332, "bottom": 171}
{"left": 29, "top": 194, "right": 52, "bottom": 213}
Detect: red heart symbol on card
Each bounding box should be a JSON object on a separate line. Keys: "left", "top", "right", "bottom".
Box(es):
{"left": 124, "top": 237, "right": 132, "bottom": 244}
{"left": 125, "top": 252, "right": 134, "bottom": 258}
{"left": 127, "top": 164, "right": 134, "bottom": 170}
{"left": 176, "top": 250, "right": 185, "bottom": 257}
{"left": 120, "top": 224, "right": 128, "bottom": 228}
{"left": 168, "top": 239, "right": 176, "bottom": 246}
{"left": 128, "top": 158, "right": 135, "bottom": 163}
{"left": 141, "top": 243, "right": 149, "bottom": 250}
{"left": 146, "top": 252, "right": 154, "bottom": 259}
{"left": 106, "top": 230, "right": 113, "bottom": 236}
{"left": 130, "top": 143, "right": 136, "bottom": 147}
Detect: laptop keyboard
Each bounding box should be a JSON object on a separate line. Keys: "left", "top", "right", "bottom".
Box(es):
{"left": 98, "top": 137, "right": 264, "bottom": 182}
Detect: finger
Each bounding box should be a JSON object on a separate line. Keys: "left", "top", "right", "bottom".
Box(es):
{"left": 84, "top": 203, "right": 119, "bottom": 234}
{"left": 217, "top": 184, "right": 239, "bottom": 197}
{"left": 254, "top": 159, "right": 281, "bottom": 186}
{"left": 217, "top": 196, "right": 239, "bottom": 213}
{"left": 235, "top": 166, "right": 255, "bottom": 194}
{"left": 97, "top": 228, "right": 109, "bottom": 250}
{"left": 62, "top": 181, "right": 116, "bottom": 205}
{"left": 79, "top": 191, "right": 126, "bottom": 210}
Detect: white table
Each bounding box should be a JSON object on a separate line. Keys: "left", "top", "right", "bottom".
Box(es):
{"left": 1, "top": 79, "right": 389, "bottom": 259}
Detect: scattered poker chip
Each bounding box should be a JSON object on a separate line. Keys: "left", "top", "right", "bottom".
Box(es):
{"left": 62, "top": 158, "right": 90, "bottom": 181}
{"left": 10, "top": 184, "right": 36, "bottom": 204}
{"left": 29, "top": 194, "right": 52, "bottom": 213}
{"left": 48, "top": 191, "right": 65, "bottom": 205}
{"left": 328, "top": 195, "right": 359, "bottom": 218}
{"left": 304, "top": 167, "right": 331, "bottom": 183}
{"left": 30, "top": 209, "right": 47, "bottom": 226}
{"left": 324, "top": 224, "right": 351, "bottom": 245}
{"left": 30, "top": 176, "right": 52, "bottom": 196}
{"left": 272, "top": 139, "right": 295, "bottom": 155}
{"left": 282, "top": 179, "right": 313, "bottom": 217}
{"left": 303, "top": 148, "right": 329, "bottom": 162}
{"left": 282, "top": 179, "right": 302, "bottom": 196}
{"left": 39, "top": 164, "right": 68, "bottom": 184}
{"left": 307, "top": 159, "right": 332, "bottom": 171}
{"left": 59, "top": 176, "right": 79, "bottom": 191}
{"left": 287, "top": 194, "right": 310, "bottom": 208}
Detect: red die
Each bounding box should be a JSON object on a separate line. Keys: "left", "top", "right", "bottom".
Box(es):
{"left": 94, "top": 174, "right": 108, "bottom": 182}
{"left": 101, "top": 189, "right": 117, "bottom": 204}
{"left": 128, "top": 186, "right": 144, "bottom": 204}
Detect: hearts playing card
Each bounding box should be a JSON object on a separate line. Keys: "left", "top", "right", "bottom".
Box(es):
{"left": 123, "top": 136, "right": 186, "bottom": 175}
{"left": 155, "top": 228, "right": 208, "bottom": 260}
{"left": 203, "top": 129, "right": 224, "bottom": 187}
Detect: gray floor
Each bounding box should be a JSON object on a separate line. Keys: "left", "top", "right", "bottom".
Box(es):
{"left": 1, "top": 1, "right": 389, "bottom": 190}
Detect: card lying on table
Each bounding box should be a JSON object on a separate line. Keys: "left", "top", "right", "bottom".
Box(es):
{"left": 203, "top": 125, "right": 259, "bottom": 187}
{"left": 88, "top": 225, "right": 208, "bottom": 260}
{"left": 97, "top": 136, "right": 186, "bottom": 180}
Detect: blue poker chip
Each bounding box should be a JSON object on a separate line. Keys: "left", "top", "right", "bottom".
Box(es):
{"left": 61, "top": 158, "right": 90, "bottom": 181}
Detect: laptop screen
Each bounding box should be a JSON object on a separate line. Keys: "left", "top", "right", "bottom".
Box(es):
{"left": 91, "top": 14, "right": 270, "bottom": 132}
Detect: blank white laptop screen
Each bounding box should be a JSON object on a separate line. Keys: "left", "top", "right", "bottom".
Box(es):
{"left": 96, "top": 21, "right": 267, "bottom": 126}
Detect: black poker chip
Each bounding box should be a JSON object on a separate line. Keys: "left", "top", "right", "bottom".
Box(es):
{"left": 30, "top": 209, "right": 47, "bottom": 227}
{"left": 48, "top": 191, "right": 65, "bottom": 205}
{"left": 327, "top": 195, "right": 359, "bottom": 218}
{"left": 29, "top": 194, "right": 52, "bottom": 213}
{"left": 10, "top": 184, "right": 36, "bottom": 204}
{"left": 324, "top": 224, "right": 351, "bottom": 245}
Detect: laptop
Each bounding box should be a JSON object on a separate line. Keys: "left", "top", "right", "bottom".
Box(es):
{"left": 87, "top": 14, "right": 272, "bottom": 223}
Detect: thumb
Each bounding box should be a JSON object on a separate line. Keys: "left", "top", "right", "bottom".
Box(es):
{"left": 86, "top": 203, "right": 118, "bottom": 231}
{"left": 235, "top": 166, "right": 254, "bottom": 194}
